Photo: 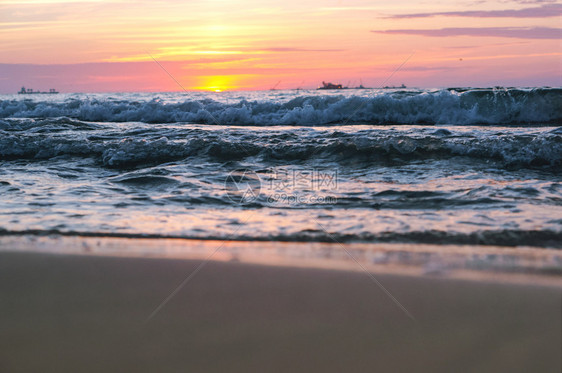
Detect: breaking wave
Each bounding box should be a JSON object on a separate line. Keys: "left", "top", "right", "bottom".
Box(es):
{"left": 1, "top": 123, "right": 561, "bottom": 168}
{"left": 1, "top": 87, "right": 560, "bottom": 125}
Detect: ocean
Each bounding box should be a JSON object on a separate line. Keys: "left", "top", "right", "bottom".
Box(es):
{"left": 1, "top": 87, "right": 561, "bottom": 256}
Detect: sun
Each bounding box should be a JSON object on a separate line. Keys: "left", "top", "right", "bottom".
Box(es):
{"left": 194, "top": 75, "right": 237, "bottom": 92}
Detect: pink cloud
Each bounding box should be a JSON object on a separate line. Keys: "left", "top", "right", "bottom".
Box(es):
{"left": 372, "top": 27, "right": 561, "bottom": 39}
{"left": 385, "top": 4, "right": 561, "bottom": 19}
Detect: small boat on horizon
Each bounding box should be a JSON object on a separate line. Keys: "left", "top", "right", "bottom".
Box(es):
{"left": 317, "top": 81, "right": 345, "bottom": 90}
{"left": 18, "top": 86, "right": 59, "bottom": 94}
{"left": 317, "top": 81, "right": 407, "bottom": 90}
{"left": 382, "top": 84, "right": 407, "bottom": 89}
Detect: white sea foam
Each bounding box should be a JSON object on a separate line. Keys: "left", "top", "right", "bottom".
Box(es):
{"left": 0, "top": 122, "right": 560, "bottom": 168}
{"left": 1, "top": 88, "right": 560, "bottom": 125}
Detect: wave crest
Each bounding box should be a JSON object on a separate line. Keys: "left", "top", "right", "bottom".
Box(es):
{"left": 2, "top": 88, "right": 560, "bottom": 125}
{"left": 1, "top": 126, "right": 560, "bottom": 169}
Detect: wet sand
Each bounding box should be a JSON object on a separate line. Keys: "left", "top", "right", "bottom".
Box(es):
{"left": 0, "top": 250, "right": 560, "bottom": 372}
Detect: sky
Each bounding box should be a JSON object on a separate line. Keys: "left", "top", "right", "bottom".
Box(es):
{"left": 0, "top": 0, "right": 560, "bottom": 92}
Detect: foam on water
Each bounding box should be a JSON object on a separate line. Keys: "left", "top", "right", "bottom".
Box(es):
{"left": 1, "top": 120, "right": 560, "bottom": 168}
{"left": 1, "top": 87, "right": 560, "bottom": 126}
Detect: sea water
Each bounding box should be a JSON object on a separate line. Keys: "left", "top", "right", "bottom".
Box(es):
{"left": 1, "top": 88, "right": 561, "bottom": 248}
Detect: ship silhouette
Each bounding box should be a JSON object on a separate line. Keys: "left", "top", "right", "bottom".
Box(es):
{"left": 318, "top": 81, "right": 407, "bottom": 90}
{"left": 318, "top": 81, "right": 344, "bottom": 90}
{"left": 18, "top": 86, "right": 59, "bottom": 94}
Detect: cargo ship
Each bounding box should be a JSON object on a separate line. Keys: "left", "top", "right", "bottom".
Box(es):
{"left": 317, "top": 81, "right": 407, "bottom": 90}
{"left": 18, "top": 86, "right": 59, "bottom": 94}
{"left": 317, "top": 81, "right": 345, "bottom": 90}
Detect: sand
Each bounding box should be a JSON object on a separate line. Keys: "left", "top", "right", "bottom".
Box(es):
{"left": 0, "top": 249, "right": 560, "bottom": 373}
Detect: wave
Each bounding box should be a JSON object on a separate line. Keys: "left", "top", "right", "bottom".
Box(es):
{"left": 1, "top": 125, "right": 560, "bottom": 168}
{"left": 1, "top": 228, "right": 561, "bottom": 248}
{"left": 1, "top": 88, "right": 561, "bottom": 125}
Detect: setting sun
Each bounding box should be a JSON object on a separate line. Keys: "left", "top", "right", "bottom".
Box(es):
{"left": 193, "top": 74, "right": 259, "bottom": 91}
{"left": 195, "top": 75, "right": 235, "bottom": 92}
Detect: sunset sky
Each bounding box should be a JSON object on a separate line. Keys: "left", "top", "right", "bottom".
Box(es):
{"left": 1, "top": 0, "right": 560, "bottom": 92}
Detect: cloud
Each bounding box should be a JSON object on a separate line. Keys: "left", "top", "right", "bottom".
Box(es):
{"left": 400, "top": 66, "right": 459, "bottom": 71}
{"left": 372, "top": 27, "right": 561, "bottom": 39}
{"left": 441, "top": 41, "right": 528, "bottom": 49}
{"left": 513, "top": 0, "right": 556, "bottom": 4}
{"left": 385, "top": 3, "right": 561, "bottom": 19}
{"left": 262, "top": 47, "right": 344, "bottom": 53}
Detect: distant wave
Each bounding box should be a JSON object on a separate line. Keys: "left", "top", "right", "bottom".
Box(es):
{"left": 1, "top": 88, "right": 561, "bottom": 125}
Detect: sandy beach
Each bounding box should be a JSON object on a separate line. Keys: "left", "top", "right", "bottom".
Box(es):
{"left": 1, "top": 246, "right": 560, "bottom": 373}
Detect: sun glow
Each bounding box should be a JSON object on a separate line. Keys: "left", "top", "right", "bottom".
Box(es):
{"left": 194, "top": 75, "right": 233, "bottom": 91}
{"left": 192, "top": 74, "right": 258, "bottom": 91}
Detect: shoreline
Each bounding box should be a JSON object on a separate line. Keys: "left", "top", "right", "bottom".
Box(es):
{"left": 1, "top": 234, "right": 561, "bottom": 288}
